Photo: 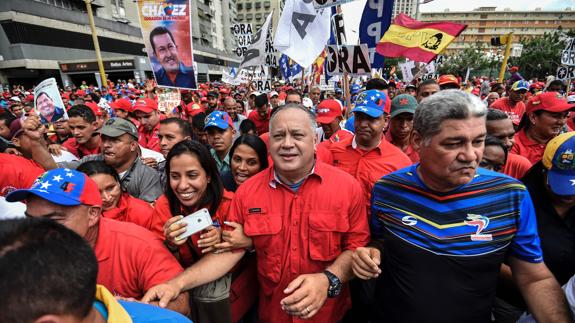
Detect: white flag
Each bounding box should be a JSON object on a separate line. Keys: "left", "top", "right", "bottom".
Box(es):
{"left": 239, "top": 11, "right": 274, "bottom": 69}
{"left": 273, "top": 0, "right": 331, "bottom": 68}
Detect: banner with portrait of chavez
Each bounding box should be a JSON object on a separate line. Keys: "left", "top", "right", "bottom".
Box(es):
{"left": 34, "top": 78, "right": 68, "bottom": 125}
{"left": 137, "top": 0, "right": 197, "bottom": 90}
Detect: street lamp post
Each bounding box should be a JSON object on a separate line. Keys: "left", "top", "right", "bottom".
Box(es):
{"left": 84, "top": 0, "right": 108, "bottom": 89}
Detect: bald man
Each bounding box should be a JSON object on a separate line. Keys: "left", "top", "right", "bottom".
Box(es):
{"left": 223, "top": 97, "right": 246, "bottom": 139}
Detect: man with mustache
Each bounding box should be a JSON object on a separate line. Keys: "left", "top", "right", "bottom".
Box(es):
{"left": 19, "top": 116, "right": 162, "bottom": 203}
{"left": 150, "top": 26, "right": 196, "bottom": 89}
{"left": 352, "top": 90, "right": 571, "bottom": 323}
{"left": 328, "top": 89, "right": 412, "bottom": 212}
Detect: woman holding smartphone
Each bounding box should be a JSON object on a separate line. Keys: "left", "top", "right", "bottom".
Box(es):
{"left": 151, "top": 140, "right": 234, "bottom": 323}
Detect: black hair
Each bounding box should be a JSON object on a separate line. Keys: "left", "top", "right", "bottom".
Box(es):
{"left": 0, "top": 218, "right": 97, "bottom": 323}
{"left": 239, "top": 119, "right": 257, "bottom": 135}
{"left": 160, "top": 117, "right": 192, "bottom": 137}
{"left": 491, "top": 83, "right": 504, "bottom": 92}
{"left": 77, "top": 160, "right": 121, "bottom": 184}
{"left": 548, "top": 80, "right": 565, "bottom": 91}
{"left": 484, "top": 135, "right": 508, "bottom": 164}
{"left": 0, "top": 113, "right": 16, "bottom": 128}
{"left": 192, "top": 112, "right": 206, "bottom": 131}
{"left": 366, "top": 78, "right": 389, "bottom": 90}
{"left": 285, "top": 90, "right": 302, "bottom": 101}
{"left": 517, "top": 110, "right": 544, "bottom": 131}
{"left": 165, "top": 140, "right": 223, "bottom": 216}
{"left": 229, "top": 135, "right": 269, "bottom": 171}
{"left": 67, "top": 105, "right": 97, "bottom": 123}
{"left": 88, "top": 92, "right": 100, "bottom": 103}
{"left": 149, "top": 26, "right": 176, "bottom": 53}
{"left": 486, "top": 108, "right": 509, "bottom": 122}
{"left": 417, "top": 79, "right": 439, "bottom": 95}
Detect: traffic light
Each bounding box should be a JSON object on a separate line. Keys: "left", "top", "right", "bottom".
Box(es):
{"left": 491, "top": 35, "right": 510, "bottom": 46}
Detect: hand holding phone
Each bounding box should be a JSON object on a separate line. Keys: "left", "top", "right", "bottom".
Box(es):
{"left": 174, "top": 208, "right": 212, "bottom": 242}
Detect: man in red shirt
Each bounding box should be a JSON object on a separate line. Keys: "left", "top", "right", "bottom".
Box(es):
{"left": 143, "top": 104, "right": 370, "bottom": 323}
{"left": 486, "top": 108, "right": 532, "bottom": 179}
{"left": 386, "top": 94, "right": 419, "bottom": 163}
{"left": 7, "top": 168, "right": 189, "bottom": 316}
{"left": 61, "top": 105, "right": 101, "bottom": 158}
{"left": 248, "top": 93, "right": 271, "bottom": 135}
{"left": 329, "top": 89, "right": 412, "bottom": 210}
{"left": 315, "top": 99, "right": 353, "bottom": 163}
{"left": 0, "top": 153, "right": 44, "bottom": 197}
{"left": 490, "top": 80, "right": 528, "bottom": 126}
{"left": 133, "top": 98, "right": 161, "bottom": 152}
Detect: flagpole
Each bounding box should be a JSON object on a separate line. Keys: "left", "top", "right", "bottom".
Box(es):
{"left": 335, "top": 5, "right": 352, "bottom": 120}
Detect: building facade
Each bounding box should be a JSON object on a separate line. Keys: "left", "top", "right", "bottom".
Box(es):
{"left": 392, "top": 0, "right": 417, "bottom": 19}
{"left": 0, "top": 0, "right": 239, "bottom": 88}
{"left": 236, "top": 0, "right": 282, "bottom": 32}
{"left": 420, "top": 7, "right": 575, "bottom": 53}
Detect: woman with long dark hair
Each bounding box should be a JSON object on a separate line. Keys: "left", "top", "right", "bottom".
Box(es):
{"left": 150, "top": 140, "right": 233, "bottom": 323}
{"left": 77, "top": 160, "right": 153, "bottom": 230}
{"left": 221, "top": 134, "right": 269, "bottom": 192}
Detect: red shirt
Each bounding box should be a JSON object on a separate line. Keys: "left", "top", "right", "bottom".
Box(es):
{"left": 502, "top": 153, "right": 532, "bottom": 179}
{"left": 248, "top": 110, "right": 271, "bottom": 135}
{"left": 94, "top": 217, "right": 183, "bottom": 298}
{"left": 385, "top": 131, "right": 420, "bottom": 163}
{"left": 102, "top": 192, "right": 154, "bottom": 230}
{"left": 150, "top": 190, "right": 234, "bottom": 267}
{"left": 62, "top": 136, "right": 101, "bottom": 158}
{"left": 138, "top": 122, "right": 161, "bottom": 152}
{"left": 227, "top": 162, "right": 370, "bottom": 323}
{"left": 329, "top": 136, "right": 413, "bottom": 211}
{"left": 510, "top": 129, "right": 548, "bottom": 164}
{"left": 490, "top": 97, "right": 526, "bottom": 126}
{"left": 0, "top": 153, "right": 44, "bottom": 196}
{"left": 315, "top": 129, "right": 354, "bottom": 164}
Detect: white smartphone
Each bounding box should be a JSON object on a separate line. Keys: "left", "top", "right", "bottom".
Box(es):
{"left": 175, "top": 208, "right": 213, "bottom": 241}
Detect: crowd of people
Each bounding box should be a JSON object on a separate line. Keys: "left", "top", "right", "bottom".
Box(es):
{"left": 2, "top": 68, "right": 575, "bottom": 323}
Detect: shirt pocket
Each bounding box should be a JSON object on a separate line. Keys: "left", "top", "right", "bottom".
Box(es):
{"left": 308, "top": 211, "right": 350, "bottom": 262}
{"left": 244, "top": 214, "right": 283, "bottom": 284}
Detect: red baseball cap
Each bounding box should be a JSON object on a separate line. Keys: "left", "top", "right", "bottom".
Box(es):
{"left": 85, "top": 101, "right": 102, "bottom": 117}
{"left": 76, "top": 90, "right": 86, "bottom": 96}
{"left": 316, "top": 99, "right": 343, "bottom": 124}
{"left": 186, "top": 102, "right": 205, "bottom": 117}
{"left": 133, "top": 98, "right": 158, "bottom": 114}
{"left": 110, "top": 98, "right": 132, "bottom": 112}
{"left": 220, "top": 88, "right": 230, "bottom": 94}
{"left": 438, "top": 74, "right": 460, "bottom": 87}
{"left": 526, "top": 92, "right": 575, "bottom": 114}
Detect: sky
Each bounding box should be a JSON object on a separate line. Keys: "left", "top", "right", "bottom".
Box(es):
{"left": 341, "top": 0, "right": 575, "bottom": 42}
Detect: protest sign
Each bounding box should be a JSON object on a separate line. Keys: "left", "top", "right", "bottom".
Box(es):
{"left": 137, "top": 0, "right": 197, "bottom": 90}
{"left": 34, "top": 78, "right": 68, "bottom": 125}
{"left": 561, "top": 38, "right": 575, "bottom": 66}
{"left": 232, "top": 23, "right": 253, "bottom": 58}
{"left": 240, "top": 11, "right": 274, "bottom": 69}
{"left": 157, "top": 88, "right": 182, "bottom": 113}
{"left": 557, "top": 65, "right": 575, "bottom": 81}
{"left": 325, "top": 44, "right": 372, "bottom": 76}
{"left": 331, "top": 13, "right": 346, "bottom": 45}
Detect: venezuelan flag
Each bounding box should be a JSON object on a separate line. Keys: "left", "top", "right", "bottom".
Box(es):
{"left": 376, "top": 13, "right": 466, "bottom": 63}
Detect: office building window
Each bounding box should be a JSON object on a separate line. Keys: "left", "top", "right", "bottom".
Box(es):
{"left": 111, "top": 0, "right": 126, "bottom": 17}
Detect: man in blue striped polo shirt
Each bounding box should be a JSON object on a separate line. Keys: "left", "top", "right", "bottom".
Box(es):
{"left": 351, "top": 90, "right": 572, "bottom": 323}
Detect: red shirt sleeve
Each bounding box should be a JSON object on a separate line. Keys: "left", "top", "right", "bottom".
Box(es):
{"left": 150, "top": 195, "right": 172, "bottom": 239}
{"left": 61, "top": 138, "right": 80, "bottom": 158}
{"left": 136, "top": 232, "right": 184, "bottom": 292}
{"left": 0, "top": 154, "right": 44, "bottom": 196}
{"left": 125, "top": 194, "right": 155, "bottom": 230}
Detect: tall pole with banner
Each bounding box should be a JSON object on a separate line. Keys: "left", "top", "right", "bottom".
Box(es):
{"left": 84, "top": 0, "right": 107, "bottom": 89}
{"left": 335, "top": 5, "right": 352, "bottom": 119}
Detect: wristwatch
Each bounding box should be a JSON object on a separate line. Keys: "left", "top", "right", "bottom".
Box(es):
{"left": 324, "top": 270, "right": 343, "bottom": 298}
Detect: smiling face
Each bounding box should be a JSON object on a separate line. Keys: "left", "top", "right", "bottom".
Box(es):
{"left": 36, "top": 93, "right": 55, "bottom": 118}
{"left": 529, "top": 111, "right": 569, "bottom": 140}
{"left": 152, "top": 32, "right": 180, "bottom": 74}
{"left": 413, "top": 117, "right": 486, "bottom": 192}
{"left": 231, "top": 144, "right": 262, "bottom": 186}
{"left": 169, "top": 153, "right": 209, "bottom": 209}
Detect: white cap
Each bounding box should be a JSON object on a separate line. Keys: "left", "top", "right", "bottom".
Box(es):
{"left": 9, "top": 96, "right": 21, "bottom": 102}
{"left": 568, "top": 95, "right": 575, "bottom": 104}
{"left": 270, "top": 91, "right": 279, "bottom": 97}
{"left": 302, "top": 97, "right": 313, "bottom": 109}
